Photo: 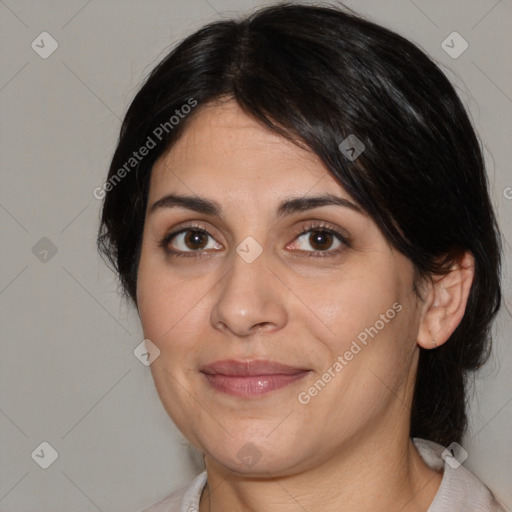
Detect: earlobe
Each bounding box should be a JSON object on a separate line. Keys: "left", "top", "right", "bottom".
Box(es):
{"left": 417, "top": 251, "right": 475, "bottom": 350}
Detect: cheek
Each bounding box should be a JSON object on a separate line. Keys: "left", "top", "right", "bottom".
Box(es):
{"left": 299, "top": 267, "right": 404, "bottom": 349}
{"left": 137, "top": 249, "right": 181, "bottom": 344}
{"left": 136, "top": 253, "right": 212, "bottom": 358}
{"left": 298, "top": 265, "right": 417, "bottom": 411}
{"left": 137, "top": 264, "right": 167, "bottom": 341}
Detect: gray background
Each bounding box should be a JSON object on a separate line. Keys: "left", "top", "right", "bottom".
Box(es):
{"left": 0, "top": 0, "right": 511, "bottom": 511}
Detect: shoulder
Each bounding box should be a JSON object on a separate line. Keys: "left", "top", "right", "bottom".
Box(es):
{"left": 412, "top": 438, "right": 506, "bottom": 512}
{"left": 136, "top": 471, "right": 207, "bottom": 512}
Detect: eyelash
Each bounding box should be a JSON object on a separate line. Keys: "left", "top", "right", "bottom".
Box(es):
{"left": 158, "top": 221, "right": 350, "bottom": 259}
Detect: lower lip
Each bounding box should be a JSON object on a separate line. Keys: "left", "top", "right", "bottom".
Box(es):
{"left": 202, "top": 372, "right": 310, "bottom": 397}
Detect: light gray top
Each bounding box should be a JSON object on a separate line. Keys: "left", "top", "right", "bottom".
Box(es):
{"left": 137, "top": 438, "right": 506, "bottom": 512}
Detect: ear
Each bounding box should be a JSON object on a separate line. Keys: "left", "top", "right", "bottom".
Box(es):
{"left": 417, "top": 251, "right": 475, "bottom": 350}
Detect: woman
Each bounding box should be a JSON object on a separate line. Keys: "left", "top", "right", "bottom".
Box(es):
{"left": 97, "top": 3, "right": 504, "bottom": 511}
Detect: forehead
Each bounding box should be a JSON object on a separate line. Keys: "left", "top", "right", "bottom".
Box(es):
{"left": 148, "top": 100, "right": 348, "bottom": 204}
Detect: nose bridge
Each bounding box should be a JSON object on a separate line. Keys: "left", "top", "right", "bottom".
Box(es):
{"left": 210, "top": 243, "right": 287, "bottom": 336}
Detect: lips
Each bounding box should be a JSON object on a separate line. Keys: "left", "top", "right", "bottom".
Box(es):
{"left": 200, "top": 359, "right": 308, "bottom": 376}
{"left": 200, "top": 359, "right": 310, "bottom": 397}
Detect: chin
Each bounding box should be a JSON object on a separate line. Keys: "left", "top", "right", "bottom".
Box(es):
{"left": 203, "top": 438, "right": 309, "bottom": 477}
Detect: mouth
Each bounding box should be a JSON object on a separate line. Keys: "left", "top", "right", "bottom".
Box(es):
{"left": 200, "top": 359, "right": 311, "bottom": 398}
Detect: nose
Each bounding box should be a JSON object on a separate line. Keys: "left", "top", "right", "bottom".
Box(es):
{"left": 210, "top": 250, "right": 288, "bottom": 337}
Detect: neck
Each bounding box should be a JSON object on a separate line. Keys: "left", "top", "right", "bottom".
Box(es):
{"left": 199, "top": 427, "right": 442, "bottom": 512}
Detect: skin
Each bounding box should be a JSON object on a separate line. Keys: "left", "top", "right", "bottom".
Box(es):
{"left": 136, "top": 99, "right": 475, "bottom": 512}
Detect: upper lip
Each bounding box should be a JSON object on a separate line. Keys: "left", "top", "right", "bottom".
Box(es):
{"left": 200, "top": 359, "right": 309, "bottom": 376}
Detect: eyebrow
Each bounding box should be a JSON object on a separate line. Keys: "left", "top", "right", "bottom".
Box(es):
{"left": 149, "top": 192, "right": 363, "bottom": 217}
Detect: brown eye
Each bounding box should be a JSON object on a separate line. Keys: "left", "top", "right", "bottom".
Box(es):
{"left": 290, "top": 227, "right": 346, "bottom": 255}
{"left": 308, "top": 230, "right": 334, "bottom": 251}
{"left": 164, "top": 228, "right": 223, "bottom": 254}
{"left": 294, "top": 229, "right": 344, "bottom": 252}
{"left": 184, "top": 230, "right": 209, "bottom": 250}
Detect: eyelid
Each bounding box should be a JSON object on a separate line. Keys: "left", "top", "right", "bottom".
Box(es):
{"left": 287, "top": 221, "right": 351, "bottom": 253}
{"left": 290, "top": 220, "right": 349, "bottom": 241}
{"left": 158, "top": 221, "right": 224, "bottom": 253}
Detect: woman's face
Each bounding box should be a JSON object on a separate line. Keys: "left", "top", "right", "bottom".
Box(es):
{"left": 137, "top": 99, "right": 425, "bottom": 476}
